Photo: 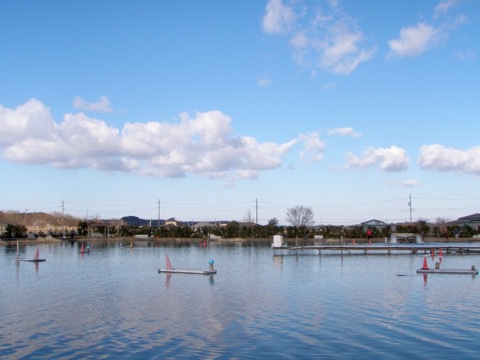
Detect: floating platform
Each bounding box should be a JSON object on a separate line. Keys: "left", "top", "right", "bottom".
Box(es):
{"left": 158, "top": 268, "right": 217, "bottom": 275}
{"left": 416, "top": 268, "right": 478, "bottom": 275}
{"left": 158, "top": 255, "right": 216, "bottom": 275}
{"left": 456, "top": 248, "right": 480, "bottom": 254}
{"left": 17, "top": 245, "right": 46, "bottom": 262}
{"left": 18, "top": 258, "right": 46, "bottom": 262}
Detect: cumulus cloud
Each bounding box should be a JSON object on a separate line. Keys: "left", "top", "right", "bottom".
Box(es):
{"left": 327, "top": 127, "right": 361, "bottom": 138}
{"left": 73, "top": 96, "right": 113, "bottom": 113}
{"left": 314, "top": 21, "right": 376, "bottom": 74}
{"left": 388, "top": 23, "right": 440, "bottom": 57}
{"left": 388, "top": 1, "right": 468, "bottom": 58}
{"left": 0, "top": 99, "right": 57, "bottom": 146}
{"left": 262, "top": 0, "right": 295, "bottom": 34}
{"left": 418, "top": 144, "right": 480, "bottom": 175}
{"left": 263, "top": 0, "right": 375, "bottom": 75}
{"left": 345, "top": 145, "right": 410, "bottom": 172}
{"left": 0, "top": 99, "right": 309, "bottom": 183}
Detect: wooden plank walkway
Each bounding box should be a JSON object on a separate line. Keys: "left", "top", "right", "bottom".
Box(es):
{"left": 272, "top": 244, "right": 480, "bottom": 255}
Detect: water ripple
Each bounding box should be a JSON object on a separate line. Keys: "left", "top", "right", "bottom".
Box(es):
{"left": 1, "top": 244, "right": 480, "bottom": 358}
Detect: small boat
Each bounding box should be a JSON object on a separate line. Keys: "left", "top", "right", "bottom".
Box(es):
{"left": 79, "top": 244, "right": 90, "bottom": 254}
{"left": 158, "top": 255, "right": 217, "bottom": 275}
{"left": 416, "top": 257, "right": 477, "bottom": 275}
{"left": 19, "top": 245, "right": 46, "bottom": 262}
{"left": 158, "top": 268, "right": 217, "bottom": 275}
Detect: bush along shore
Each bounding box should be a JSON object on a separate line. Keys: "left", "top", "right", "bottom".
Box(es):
{"left": 1, "top": 235, "right": 478, "bottom": 247}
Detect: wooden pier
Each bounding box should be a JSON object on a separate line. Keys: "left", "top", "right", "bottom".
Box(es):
{"left": 272, "top": 244, "right": 480, "bottom": 255}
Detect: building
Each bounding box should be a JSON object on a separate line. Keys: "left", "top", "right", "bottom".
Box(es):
{"left": 451, "top": 213, "right": 480, "bottom": 231}
{"left": 360, "top": 219, "right": 389, "bottom": 232}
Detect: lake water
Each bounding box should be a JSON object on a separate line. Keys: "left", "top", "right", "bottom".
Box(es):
{"left": 1, "top": 241, "right": 480, "bottom": 359}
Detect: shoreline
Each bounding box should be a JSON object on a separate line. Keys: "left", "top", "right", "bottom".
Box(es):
{"left": 1, "top": 236, "right": 478, "bottom": 246}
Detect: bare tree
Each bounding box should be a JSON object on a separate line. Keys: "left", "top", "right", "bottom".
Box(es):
{"left": 243, "top": 210, "right": 254, "bottom": 224}
{"left": 286, "top": 206, "right": 315, "bottom": 228}
{"left": 286, "top": 205, "right": 315, "bottom": 247}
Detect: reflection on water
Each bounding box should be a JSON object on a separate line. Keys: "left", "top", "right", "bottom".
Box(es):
{"left": 1, "top": 242, "right": 480, "bottom": 359}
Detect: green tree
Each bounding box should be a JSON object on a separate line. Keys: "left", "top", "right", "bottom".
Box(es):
{"left": 225, "top": 221, "right": 240, "bottom": 238}
{"left": 4, "top": 224, "right": 27, "bottom": 238}
{"left": 77, "top": 221, "right": 89, "bottom": 236}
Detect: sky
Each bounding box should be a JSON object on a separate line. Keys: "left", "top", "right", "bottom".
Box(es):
{"left": 1, "top": 0, "right": 480, "bottom": 225}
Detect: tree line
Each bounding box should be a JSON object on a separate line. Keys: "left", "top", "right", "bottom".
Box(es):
{"left": 2, "top": 206, "right": 476, "bottom": 239}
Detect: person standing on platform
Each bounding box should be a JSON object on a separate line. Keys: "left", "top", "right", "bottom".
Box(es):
{"left": 367, "top": 228, "right": 372, "bottom": 245}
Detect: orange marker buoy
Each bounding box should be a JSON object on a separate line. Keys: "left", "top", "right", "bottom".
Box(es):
{"left": 430, "top": 248, "right": 435, "bottom": 257}
{"left": 422, "top": 256, "right": 429, "bottom": 270}
{"left": 352, "top": 239, "right": 356, "bottom": 245}
{"left": 438, "top": 248, "right": 443, "bottom": 257}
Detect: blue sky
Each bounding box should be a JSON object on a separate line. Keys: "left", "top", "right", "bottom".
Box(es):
{"left": 1, "top": 0, "right": 479, "bottom": 225}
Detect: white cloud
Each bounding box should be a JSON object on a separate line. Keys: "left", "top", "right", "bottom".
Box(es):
{"left": 388, "top": 23, "right": 440, "bottom": 57}
{"left": 298, "top": 132, "right": 325, "bottom": 162}
{"left": 73, "top": 96, "right": 113, "bottom": 113}
{"left": 418, "top": 144, "right": 480, "bottom": 175}
{"left": 257, "top": 74, "right": 272, "bottom": 87}
{"left": 401, "top": 179, "right": 420, "bottom": 188}
{"left": 345, "top": 145, "right": 410, "bottom": 172}
{"left": 0, "top": 99, "right": 306, "bottom": 183}
{"left": 316, "top": 21, "right": 376, "bottom": 74}
{"left": 455, "top": 49, "right": 476, "bottom": 60}
{"left": 0, "top": 99, "right": 57, "bottom": 147}
{"left": 388, "top": 179, "right": 420, "bottom": 187}
{"left": 434, "top": 0, "right": 459, "bottom": 18}
{"left": 263, "top": 0, "right": 375, "bottom": 75}
{"left": 388, "top": 1, "right": 468, "bottom": 58}
{"left": 262, "top": 0, "right": 295, "bottom": 34}
{"left": 327, "top": 127, "right": 361, "bottom": 138}
{"left": 3, "top": 111, "right": 120, "bottom": 169}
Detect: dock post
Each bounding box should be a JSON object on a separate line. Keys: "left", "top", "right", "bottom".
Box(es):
{"left": 209, "top": 260, "right": 214, "bottom": 272}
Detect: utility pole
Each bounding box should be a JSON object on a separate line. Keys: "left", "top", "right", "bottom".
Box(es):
{"left": 408, "top": 194, "right": 412, "bottom": 223}
{"left": 255, "top": 198, "right": 258, "bottom": 225}
{"left": 62, "top": 199, "right": 66, "bottom": 238}
{"left": 158, "top": 199, "right": 161, "bottom": 231}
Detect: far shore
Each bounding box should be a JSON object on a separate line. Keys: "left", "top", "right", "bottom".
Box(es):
{"left": 1, "top": 236, "right": 479, "bottom": 246}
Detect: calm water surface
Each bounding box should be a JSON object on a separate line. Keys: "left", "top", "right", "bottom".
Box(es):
{"left": 1, "top": 241, "right": 479, "bottom": 359}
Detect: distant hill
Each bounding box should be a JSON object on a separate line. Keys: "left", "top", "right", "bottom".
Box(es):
{"left": 120, "top": 216, "right": 153, "bottom": 226}
{"left": 0, "top": 211, "right": 78, "bottom": 227}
